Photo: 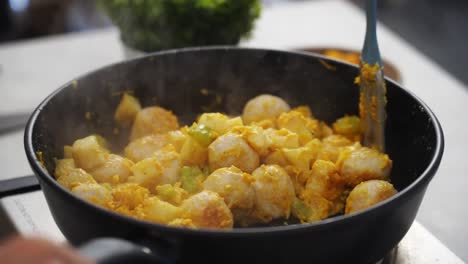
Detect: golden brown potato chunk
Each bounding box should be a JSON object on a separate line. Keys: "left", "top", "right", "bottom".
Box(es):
{"left": 130, "top": 145, "right": 181, "bottom": 191}
{"left": 71, "top": 183, "right": 112, "bottom": 207}
{"left": 142, "top": 197, "right": 184, "bottom": 224}
{"left": 277, "top": 111, "right": 315, "bottom": 145}
{"left": 114, "top": 93, "right": 142, "bottom": 128}
{"left": 304, "top": 160, "right": 345, "bottom": 202}
{"left": 198, "top": 113, "right": 243, "bottom": 135}
{"left": 71, "top": 135, "right": 110, "bottom": 171}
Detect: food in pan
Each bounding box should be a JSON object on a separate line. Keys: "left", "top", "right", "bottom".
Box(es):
{"left": 54, "top": 93, "right": 396, "bottom": 229}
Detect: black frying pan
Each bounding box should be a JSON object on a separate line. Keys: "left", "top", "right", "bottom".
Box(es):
{"left": 24, "top": 47, "right": 444, "bottom": 264}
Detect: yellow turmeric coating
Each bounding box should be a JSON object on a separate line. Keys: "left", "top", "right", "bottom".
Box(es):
{"left": 361, "top": 63, "right": 380, "bottom": 82}
{"left": 55, "top": 93, "right": 394, "bottom": 229}
{"left": 345, "top": 180, "right": 397, "bottom": 214}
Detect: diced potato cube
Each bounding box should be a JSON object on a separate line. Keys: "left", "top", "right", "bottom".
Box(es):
{"left": 71, "top": 183, "right": 112, "bottom": 207}
{"left": 188, "top": 123, "right": 217, "bottom": 147}
{"left": 142, "top": 197, "right": 184, "bottom": 224}
{"left": 57, "top": 168, "right": 96, "bottom": 189}
{"left": 198, "top": 113, "right": 243, "bottom": 135}
{"left": 114, "top": 93, "right": 142, "bottom": 128}
{"left": 72, "top": 135, "right": 109, "bottom": 170}
{"left": 296, "top": 192, "right": 331, "bottom": 223}
{"left": 54, "top": 159, "right": 76, "bottom": 179}
{"left": 277, "top": 111, "right": 314, "bottom": 145}
{"left": 262, "top": 149, "right": 289, "bottom": 167}
{"left": 167, "top": 130, "right": 187, "bottom": 152}
{"left": 319, "top": 122, "right": 334, "bottom": 138}
{"left": 131, "top": 145, "right": 181, "bottom": 191}
{"left": 230, "top": 125, "right": 268, "bottom": 157}
{"left": 282, "top": 145, "right": 317, "bottom": 172}
{"left": 264, "top": 128, "right": 300, "bottom": 149}
{"left": 304, "top": 160, "right": 345, "bottom": 202}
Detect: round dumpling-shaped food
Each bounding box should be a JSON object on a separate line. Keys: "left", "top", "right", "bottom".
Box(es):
{"left": 345, "top": 180, "right": 397, "bottom": 214}
{"left": 251, "top": 165, "right": 295, "bottom": 222}
{"left": 242, "top": 94, "right": 290, "bottom": 124}
{"left": 130, "top": 106, "right": 179, "bottom": 140}
{"left": 202, "top": 166, "right": 255, "bottom": 220}
{"left": 181, "top": 191, "right": 233, "bottom": 229}
{"left": 125, "top": 134, "right": 171, "bottom": 162}
{"left": 336, "top": 146, "right": 392, "bottom": 186}
{"left": 208, "top": 133, "right": 259, "bottom": 173}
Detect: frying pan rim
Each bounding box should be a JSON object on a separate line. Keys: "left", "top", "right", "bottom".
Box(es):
{"left": 24, "top": 46, "right": 444, "bottom": 237}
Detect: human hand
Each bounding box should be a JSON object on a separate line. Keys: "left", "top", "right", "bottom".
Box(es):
{"left": 0, "top": 236, "right": 93, "bottom": 264}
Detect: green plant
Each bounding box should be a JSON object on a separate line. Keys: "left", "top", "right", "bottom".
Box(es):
{"left": 98, "top": 0, "right": 261, "bottom": 52}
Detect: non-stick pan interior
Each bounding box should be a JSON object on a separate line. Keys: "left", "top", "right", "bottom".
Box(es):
{"left": 31, "top": 47, "right": 438, "bottom": 194}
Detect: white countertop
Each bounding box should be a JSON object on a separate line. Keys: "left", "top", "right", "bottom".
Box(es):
{"left": 0, "top": 0, "right": 466, "bottom": 261}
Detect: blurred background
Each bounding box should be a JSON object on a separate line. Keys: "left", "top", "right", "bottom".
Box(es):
{"left": 0, "top": 0, "right": 466, "bottom": 85}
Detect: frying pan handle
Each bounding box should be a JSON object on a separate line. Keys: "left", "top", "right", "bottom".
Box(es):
{"left": 78, "top": 237, "right": 173, "bottom": 264}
